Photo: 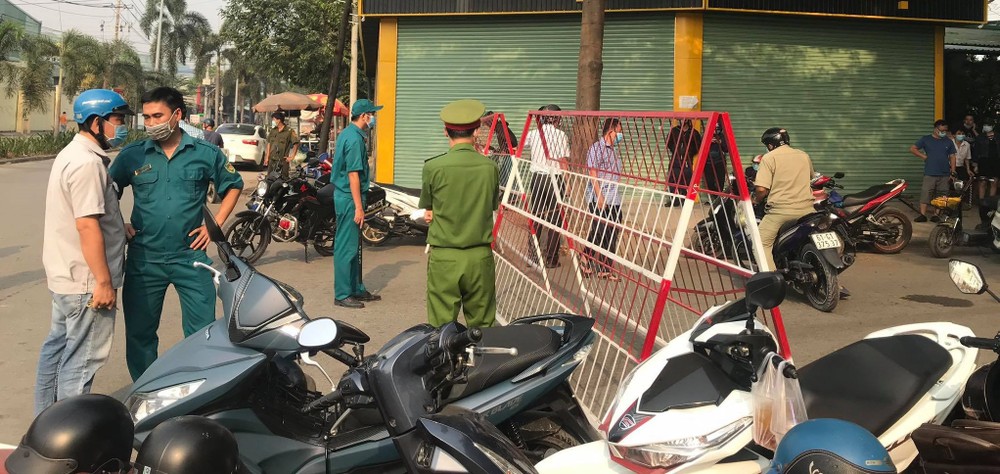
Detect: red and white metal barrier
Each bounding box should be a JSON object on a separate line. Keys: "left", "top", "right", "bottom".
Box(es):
{"left": 488, "top": 110, "right": 791, "bottom": 419}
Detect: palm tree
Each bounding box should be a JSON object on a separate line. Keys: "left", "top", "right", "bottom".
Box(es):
{"left": 58, "top": 31, "right": 101, "bottom": 100}
{"left": 140, "top": 0, "right": 211, "bottom": 76}
{"left": 0, "top": 21, "right": 23, "bottom": 97}
{"left": 18, "top": 35, "right": 58, "bottom": 119}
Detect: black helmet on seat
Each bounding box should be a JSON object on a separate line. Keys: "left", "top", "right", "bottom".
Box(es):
{"left": 761, "top": 127, "right": 790, "bottom": 150}
{"left": 5, "top": 394, "right": 133, "bottom": 474}
{"left": 133, "top": 416, "right": 242, "bottom": 474}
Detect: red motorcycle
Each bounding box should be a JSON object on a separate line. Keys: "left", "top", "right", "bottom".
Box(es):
{"left": 811, "top": 172, "right": 913, "bottom": 254}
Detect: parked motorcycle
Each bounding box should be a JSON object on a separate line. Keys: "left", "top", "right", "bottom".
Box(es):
{"left": 810, "top": 172, "right": 912, "bottom": 254}
{"left": 536, "top": 271, "right": 978, "bottom": 473}
{"left": 693, "top": 174, "right": 855, "bottom": 312}
{"left": 362, "top": 183, "right": 429, "bottom": 246}
{"left": 224, "top": 160, "right": 336, "bottom": 263}
{"left": 124, "top": 207, "right": 600, "bottom": 472}
{"left": 928, "top": 181, "right": 1000, "bottom": 257}
{"left": 912, "top": 259, "right": 1000, "bottom": 473}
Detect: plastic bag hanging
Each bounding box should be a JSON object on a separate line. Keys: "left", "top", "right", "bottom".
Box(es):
{"left": 752, "top": 352, "right": 809, "bottom": 450}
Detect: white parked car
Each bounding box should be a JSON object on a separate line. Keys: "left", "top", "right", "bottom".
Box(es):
{"left": 217, "top": 123, "right": 266, "bottom": 169}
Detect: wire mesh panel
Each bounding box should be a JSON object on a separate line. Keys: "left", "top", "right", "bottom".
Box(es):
{"left": 490, "top": 110, "right": 791, "bottom": 419}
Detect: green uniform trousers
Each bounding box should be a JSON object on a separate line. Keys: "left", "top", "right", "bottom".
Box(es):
{"left": 122, "top": 255, "right": 216, "bottom": 381}
{"left": 334, "top": 195, "right": 366, "bottom": 300}
{"left": 427, "top": 245, "right": 497, "bottom": 328}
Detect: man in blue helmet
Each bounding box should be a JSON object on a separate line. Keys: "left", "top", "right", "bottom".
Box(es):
{"left": 109, "top": 87, "right": 243, "bottom": 380}
{"left": 36, "top": 89, "right": 134, "bottom": 414}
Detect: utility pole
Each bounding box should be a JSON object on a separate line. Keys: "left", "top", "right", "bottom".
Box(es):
{"left": 215, "top": 50, "right": 222, "bottom": 121}
{"left": 234, "top": 77, "right": 240, "bottom": 123}
{"left": 113, "top": 0, "right": 122, "bottom": 42}
{"left": 349, "top": 9, "right": 359, "bottom": 106}
{"left": 153, "top": 0, "right": 165, "bottom": 72}
{"left": 317, "top": 0, "right": 354, "bottom": 154}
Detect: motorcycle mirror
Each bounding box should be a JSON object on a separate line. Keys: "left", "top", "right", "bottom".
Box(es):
{"left": 834, "top": 172, "right": 845, "bottom": 179}
{"left": 949, "top": 259, "right": 987, "bottom": 295}
{"left": 745, "top": 272, "right": 786, "bottom": 310}
{"left": 298, "top": 318, "right": 339, "bottom": 349}
{"left": 202, "top": 206, "right": 233, "bottom": 267}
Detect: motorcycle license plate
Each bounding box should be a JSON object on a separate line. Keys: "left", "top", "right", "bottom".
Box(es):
{"left": 810, "top": 232, "right": 841, "bottom": 250}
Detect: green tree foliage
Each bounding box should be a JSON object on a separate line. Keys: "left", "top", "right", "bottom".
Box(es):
{"left": 221, "top": 0, "right": 345, "bottom": 91}
{"left": 140, "top": 0, "right": 212, "bottom": 76}
{"left": 946, "top": 52, "right": 1000, "bottom": 126}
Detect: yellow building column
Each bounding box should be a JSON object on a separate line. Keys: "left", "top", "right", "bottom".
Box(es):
{"left": 674, "top": 12, "right": 704, "bottom": 112}
{"left": 375, "top": 18, "right": 398, "bottom": 184}
{"left": 934, "top": 25, "right": 944, "bottom": 120}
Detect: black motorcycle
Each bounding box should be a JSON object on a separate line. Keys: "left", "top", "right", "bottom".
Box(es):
{"left": 361, "top": 183, "right": 429, "bottom": 246}
{"left": 224, "top": 160, "right": 335, "bottom": 263}
{"left": 693, "top": 172, "right": 855, "bottom": 312}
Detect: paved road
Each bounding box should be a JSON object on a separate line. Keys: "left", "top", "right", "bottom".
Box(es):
{"left": 2, "top": 159, "right": 1000, "bottom": 443}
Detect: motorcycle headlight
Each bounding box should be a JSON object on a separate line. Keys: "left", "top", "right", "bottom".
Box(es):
{"left": 126, "top": 380, "right": 205, "bottom": 423}
{"left": 609, "top": 416, "right": 752, "bottom": 470}
{"left": 256, "top": 181, "right": 268, "bottom": 197}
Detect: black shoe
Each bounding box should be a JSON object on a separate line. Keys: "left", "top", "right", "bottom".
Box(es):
{"left": 353, "top": 291, "right": 382, "bottom": 302}
{"left": 335, "top": 297, "right": 365, "bottom": 309}
{"left": 914, "top": 215, "right": 928, "bottom": 223}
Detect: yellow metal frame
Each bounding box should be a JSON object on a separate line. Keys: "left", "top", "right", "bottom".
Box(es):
{"left": 704, "top": 7, "right": 985, "bottom": 25}
{"left": 935, "top": 26, "right": 944, "bottom": 120}
{"left": 674, "top": 12, "right": 703, "bottom": 112}
{"left": 375, "top": 18, "right": 397, "bottom": 184}
{"left": 360, "top": 7, "right": 696, "bottom": 18}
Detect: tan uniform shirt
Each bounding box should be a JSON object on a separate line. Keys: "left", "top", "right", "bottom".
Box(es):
{"left": 756, "top": 145, "right": 815, "bottom": 212}
{"left": 43, "top": 134, "right": 126, "bottom": 293}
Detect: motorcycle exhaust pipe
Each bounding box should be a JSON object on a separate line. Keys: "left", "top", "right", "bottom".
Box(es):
{"left": 365, "top": 216, "right": 392, "bottom": 232}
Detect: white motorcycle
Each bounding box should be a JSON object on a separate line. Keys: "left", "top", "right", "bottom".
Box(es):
{"left": 361, "top": 183, "right": 429, "bottom": 246}
{"left": 537, "top": 272, "right": 978, "bottom": 473}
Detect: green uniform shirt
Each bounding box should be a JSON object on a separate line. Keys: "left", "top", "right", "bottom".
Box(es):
{"left": 331, "top": 123, "right": 369, "bottom": 196}
{"left": 419, "top": 143, "right": 500, "bottom": 248}
{"left": 109, "top": 133, "right": 244, "bottom": 263}
{"left": 267, "top": 126, "right": 299, "bottom": 160}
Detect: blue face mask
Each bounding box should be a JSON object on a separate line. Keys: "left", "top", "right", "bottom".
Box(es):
{"left": 938, "top": 131, "right": 948, "bottom": 138}
{"left": 107, "top": 124, "right": 128, "bottom": 147}
{"left": 368, "top": 114, "right": 376, "bottom": 128}
{"left": 613, "top": 132, "right": 624, "bottom": 145}
{"left": 956, "top": 135, "right": 966, "bottom": 142}
{"left": 752, "top": 163, "right": 759, "bottom": 171}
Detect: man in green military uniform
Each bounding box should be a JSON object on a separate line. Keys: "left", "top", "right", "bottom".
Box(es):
{"left": 331, "top": 99, "right": 382, "bottom": 309}
{"left": 109, "top": 87, "right": 244, "bottom": 380}
{"left": 419, "top": 99, "right": 501, "bottom": 327}
{"left": 265, "top": 111, "right": 299, "bottom": 179}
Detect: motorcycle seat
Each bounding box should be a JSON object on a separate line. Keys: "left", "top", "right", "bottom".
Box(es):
{"left": 777, "top": 212, "right": 822, "bottom": 237}
{"left": 797, "top": 334, "right": 952, "bottom": 437}
{"left": 375, "top": 182, "right": 422, "bottom": 198}
{"left": 449, "top": 324, "right": 561, "bottom": 400}
{"left": 317, "top": 183, "right": 334, "bottom": 206}
{"left": 840, "top": 183, "right": 896, "bottom": 208}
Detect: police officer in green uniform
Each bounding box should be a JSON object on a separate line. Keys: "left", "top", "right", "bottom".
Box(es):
{"left": 265, "top": 111, "right": 299, "bottom": 179}
{"left": 109, "top": 87, "right": 244, "bottom": 380}
{"left": 419, "top": 99, "right": 501, "bottom": 327}
{"left": 331, "top": 99, "right": 383, "bottom": 309}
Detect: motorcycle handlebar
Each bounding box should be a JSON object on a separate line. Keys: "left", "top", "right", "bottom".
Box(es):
{"left": 445, "top": 328, "right": 483, "bottom": 355}
{"left": 960, "top": 336, "right": 1000, "bottom": 352}
{"left": 301, "top": 389, "right": 343, "bottom": 413}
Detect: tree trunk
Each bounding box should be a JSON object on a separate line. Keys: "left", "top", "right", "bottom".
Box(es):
{"left": 576, "top": 0, "right": 605, "bottom": 111}
{"left": 573, "top": 0, "right": 606, "bottom": 166}
{"left": 318, "top": 0, "right": 354, "bottom": 155}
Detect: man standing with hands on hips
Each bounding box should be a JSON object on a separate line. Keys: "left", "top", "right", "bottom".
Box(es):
{"left": 265, "top": 111, "right": 299, "bottom": 180}
{"left": 331, "top": 99, "right": 382, "bottom": 309}
{"left": 419, "top": 99, "right": 500, "bottom": 328}
{"left": 109, "top": 86, "right": 244, "bottom": 380}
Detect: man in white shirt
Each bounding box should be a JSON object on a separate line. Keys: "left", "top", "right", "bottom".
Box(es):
{"left": 522, "top": 104, "right": 569, "bottom": 268}
{"left": 36, "top": 89, "right": 133, "bottom": 414}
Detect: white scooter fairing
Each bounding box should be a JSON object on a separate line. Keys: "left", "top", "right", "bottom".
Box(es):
{"left": 538, "top": 299, "right": 977, "bottom": 473}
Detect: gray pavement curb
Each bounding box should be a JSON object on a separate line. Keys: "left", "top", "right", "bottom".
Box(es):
{"left": 0, "top": 154, "right": 56, "bottom": 165}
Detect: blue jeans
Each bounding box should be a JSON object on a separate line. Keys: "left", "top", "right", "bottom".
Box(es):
{"left": 34, "top": 292, "right": 115, "bottom": 415}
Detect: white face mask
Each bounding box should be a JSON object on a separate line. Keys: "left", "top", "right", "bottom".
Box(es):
{"left": 146, "top": 110, "right": 177, "bottom": 142}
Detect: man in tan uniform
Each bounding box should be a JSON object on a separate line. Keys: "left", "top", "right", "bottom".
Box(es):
{"left": 752, "top": 127, "right": 815, "bottom": 271}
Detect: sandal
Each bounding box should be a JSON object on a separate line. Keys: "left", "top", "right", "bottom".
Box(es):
{"left": 597, "top": 272, "right": 620, "bottom": 281}
{"left": 580, "top": 267, "right": 595, "bottom": 277}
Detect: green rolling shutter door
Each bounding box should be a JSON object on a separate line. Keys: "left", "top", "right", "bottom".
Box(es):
{"left": 702, "top": 13, "right": 934, "bottom": 193}
{"left": 393, "top": 14, "right": 674, "bottom": 186}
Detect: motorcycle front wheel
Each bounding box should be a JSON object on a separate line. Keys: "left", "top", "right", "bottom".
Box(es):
{"left": 223, "top": 214, "right": 271, "bottom": 264}
{"left": 870, "top": 208, "right": 913, "bottom": 254}
{"left": 311, "top": 217, "right": 336, "bottom": 256}
{"left": 361, "top": 223, "right": 389, "bottom": 246}
{"left": 928, "top": 224, "right": 954, "bottom": 258}
{"left": 800, "top": 243, "right": 839, "bottom": 312}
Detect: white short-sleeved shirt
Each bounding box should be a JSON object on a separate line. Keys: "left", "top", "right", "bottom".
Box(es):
{"left": 43, "top": 134, "right": 126, "bottom": 294}
{"left": 524, "top": 124, "right": 569, "bottom": 175}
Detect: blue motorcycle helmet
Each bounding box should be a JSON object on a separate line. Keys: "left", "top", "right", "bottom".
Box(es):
{"left": 767, "top": 419, "right": 896, "bottom": 474}
{"left": 73, "top": 89, "right": 134, "bottom": 149}
{"left": 73, "top": 89, "right": 134, "bottom": 125}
